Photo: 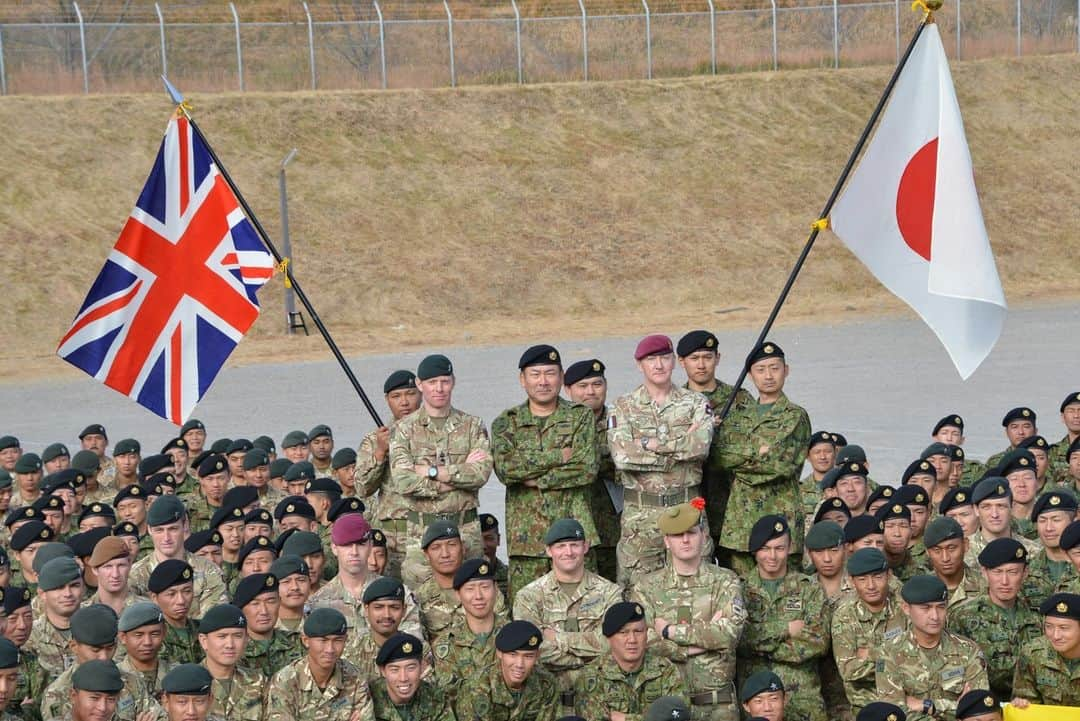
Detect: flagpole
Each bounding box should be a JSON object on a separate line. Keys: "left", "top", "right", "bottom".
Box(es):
{"left": 162, "top": 78, "right": 385, "bottom": 429}
{"left": 714, "top": 8, "right": 935, "bottom": 424}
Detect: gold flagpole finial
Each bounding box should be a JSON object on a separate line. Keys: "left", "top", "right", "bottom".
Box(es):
{"left": 911, "top": 0, "right": 942, "bottom": 21}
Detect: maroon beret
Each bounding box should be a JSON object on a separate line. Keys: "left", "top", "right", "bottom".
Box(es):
{"left": 634, "top": 334, "right": 674, "bottom": 360}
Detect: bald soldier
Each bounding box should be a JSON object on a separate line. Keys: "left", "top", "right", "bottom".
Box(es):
{"left": 608, "top": 334, "right": 714, "bottom": 585}
{"left": 388, "top": 354, "right": 493, "bottom": 588}
{"left": 493, "top": 344, "right": 599, "bottom": 600}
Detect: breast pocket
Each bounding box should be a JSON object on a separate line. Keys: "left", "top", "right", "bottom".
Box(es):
{"left": 939, "top": 666, "right": 967, "bottom": 695}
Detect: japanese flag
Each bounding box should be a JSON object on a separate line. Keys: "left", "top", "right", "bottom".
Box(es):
{"left": 830, "top": 23, "right": 1006, "bottom": 379}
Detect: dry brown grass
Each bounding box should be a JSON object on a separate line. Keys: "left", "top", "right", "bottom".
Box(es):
{"left": 2, "top": 52, "right": 1079, "bottom": 381}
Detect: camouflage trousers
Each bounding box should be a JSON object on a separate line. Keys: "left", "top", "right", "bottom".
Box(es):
{"left": 400, "top": 517, "right": 482, "bottom": 588}
{"left": 617, "top": 503, "right": 713, "bottom": 587}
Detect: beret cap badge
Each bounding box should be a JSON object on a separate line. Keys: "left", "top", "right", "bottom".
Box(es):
{"left": 773, "top": 522, "right": 783, "bottom": 532}
{"left": 402, "top": 642, "right": 413, "bottom": 653}
{"left": 592, "top": 362, "right": 601, "bottom": 371}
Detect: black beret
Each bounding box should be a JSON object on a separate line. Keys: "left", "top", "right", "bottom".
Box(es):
{"left": 371, "top": 529, "right": 387, "bottom": 547}
{"left": 495, "top": 620, "right": 543, "bottom": 652}
{"left": 11, "top": 521, "right": 54, "bottom": 551}
{"left": 955, "top": 690, "right": 997, "bottom": 720}
{"left": 902, "top": 458, "right": 937, "bottom": 484}
{"left": 1068, "top": 436, "right": 1080, "bottom": 462}
{"left": 233, "top": 573, "right": 279, "bottom": 608}
{"left": 244, "top": 508, "right": 274, "bottom": 527}
{"left": 857, "top": 702, "right": 907, "bottom": 721}
{"left": 283, "top": 462, "right": 315, "bottom": 484}
{"left": 199, "top": 604, "right": 247, "bottom": 633}
{"left": 384, "top": 370, "right": 418, "bottom": 394}
{"left": 978, "top": 537, "right": 1028, "bottom": 568}
{"left": 376, "top": 632, "right": 423, "bottom": 666}
{"left": 939, "top": 487, "right": 972, "bottom": 515}
{"left": 180, "top": 419, "right": 206, "bottom": 435}
{"left": 923, "top": 517, "right": 964, "bottom": 548}
{"left": 945, "top": 445, "right": 964, "bottom": 462}
{"left": 417, "top": 354, "right": 453, "bottom": 380}
{"left": 363, "top": 576, "right": 405, "bottom": 604}
{"left": 1002, "top": 407, "right": 1036, "bottom": 426}
{"left": 275, "top": 496, "right": 316, "bottom": 522}
{"left": 304, "top": 607, "right": 348, "bottom": 637}
{"left": 808, "top": 431, "right": 835, "bottom": 449}
{"left": 6, "top": 506, "right": 44, "bottom": 527}
{"left": 971, "top": 477, "right": 1011, "bottom": 505}
{"left": 147, "top": 495, "right": 186, "bottom": 526}
{"left": 0, "top": 436, "right": 18, "bottom": 452}
{"left": 0, "top": 639, "right": 20, "bottom": 670}
{"left": 119, "top": 602, "right": 165, "bottom": 632}
{"left": 933, "top": 414, "right": 965, "bottom": 435}
{"left": 282, "top": 530, "right": 323, "bottom": 558}
{"left": 305, "top": 477, "right": 342, "bottom": 497}
{"left": 184, "top": 529, "right": 223, "bottom": 554}
{"left": 252, "top": 436, "right": 276, "bottom": 453}
{"left": 162, "top": 663, "right": 213, "bottom": 695}
{"left": 1061, "top": 392, "right": 1080, "bottom": 413}
{"left": 68, "top": 527, "right": 111, "bottom": 559}
{"left": 744, "top": 341, "right": 785, "bottom": 371}
{"left": 197, "top": 454, "right": 228, "bottom": 478}
{"left": 564, "top": 359, "right": 605, "bottom": 386}
{"left": 999, "top": 449, "right": 1037, "bottom": 476}
{"left": 1039, "top": 593, "right": 1080, "bottom": 620}
{"left": 0, "top": 548, "right": 7, "bottom": 568}
{"left": 602, "top": 601, "right": 645, "bottom": 637}
{"left": 1060, "top": 521, "right": 1080, "bottom": 552}
{"left": 480, "top": 513, "right": 499, "bottom": 531}
{"left": 280, "top": 431, "right": 307, "bottom": 449}
{"left": 422, "top": 519, "right": 460, "bottom": 549}
{"left": 901, "top": 574, "right": 948, "bottom": 604}
{"left": 31, "top": 494, "right": 64, "bottom": 514}
{"left": 1, "top": 586, "right": 30, "bottom": 615}
{"left": 43, "top": 467, "right": 81, "bottom": 490}
{"left": 71, "top": 604, "right": 119, "bottom": 646}
{"left": 1017, "top": 435, "right": 1049, "bottom": 453}
{"left": 676, "top": 330, "right": 718, "bottom": 358}
{"left": 79, "top": 424, "right": 108, "bottom": 439}
{"left": 148, "top": 559, "right": 194, "bottom": 593}
{"left": 847, "top": 548, "right": 889, "bottom": 576}
{"left": 238, "top": 535, "right": 276, "bottom": 565}
{"left": 1032, "top": 489, "right": 1078, "bottom": 520}
{"left": 332, "top": 448, "right": 358, "bottom": 471}
{"left": 225, "top": 438, "right": 254, "bottom": 456}
{"left": 72, "top": 659, "right": 123, "bottom": 693}
{"left": 813, "top": 497, "right": 852, "bottom": 524}
{"left": 518, "top": 344, "right": 561, "bottom": 369}
{"left": 894, "top": 484, "right": 929, "bottom": 507}
{"left": 739, "top": 670, "right": 784, "bottom": 703}
{"left": 222, "top": 486, "right": 259, "bottom": 510}
{"left": 138, "top": 454, "right": 173, "bottom": 478}
{"left": 269, "top": 555, "right": 309, "bottom": 581}
{"left": 748, "top": 514, "right": 789, "bottom": 553}
{"left": 452, "top": 558, "right": 497, "bottom": 590}
{"left": 112, "top": 521, "right": 140, "bottom": 539}
{"left": 544, "top": 518, "right": 586, "bottom": 546}
{"left": 242, "top": 449, "right": 270, "bottom": 471}
{"left": 0, "top": 471, "right": 9, "bottom": 491}
{"left": 160, "top": 437, "right": 187, "bottom": 454}
{"left": 113, "top": 484, "right": 147, "bottom": 506}
{"left": 806, "top": 519, "right": 845, "bottom": 549}
{"left": 13, "top": 454, "right": 41, "bottom": 474}
{"left": 327, "top": 496, "right": 366, "bottom": 523}
{"left": 875, "top": 502, "right": 911, "bottom": 523}
{"left": 835, "top": 445, "right": 867, "bottom": 464}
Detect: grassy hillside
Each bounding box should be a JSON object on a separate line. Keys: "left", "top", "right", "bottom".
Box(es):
{"left": 2, "top": 53, "right": 1078, "bottom": 379}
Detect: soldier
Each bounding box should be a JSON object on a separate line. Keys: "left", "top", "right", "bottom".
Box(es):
{"left": 179, "top": 419, "right": 206, "bottom": 457}
{"left": 4, "top": 585, "right": 48, "bottom": 720}
{"left": 67, "top": 660, "right": 125, "bottom": 721}
{"left": 40, "top": 604, "right": 163, "bottom": 721}
{"left": 271, "top": 556, "right": 311, "bottom": 637}
{"left": 630, "top": 501, "right": 746, "bottom": 721}
{"left": 737, "top": 515, "right": 830, "bottom": 721}
{"left": 950, "top": 539, "right": 1039, "bottom": 701}
{"left": 877, "top": 502, "right": 923, "bottom": 584}
{"left": 1011, "top": 592, "right": 1080, "bottom": 707}
{"left": 866, "top": 485, "right": 897, "bottom": 517}
{"left": 999, "top": 450, "right": 1039, "bottom": 538}
{"left": 282, "top": 531, "right": 328, "bottom": 594}
{"left": 234, "top": 536, "right": 278, "bottom": 592}
{"left": 572, "top": 602, "right": 685, "bottom": 720}
{"left": 27, "top": 557, "right": 83, "bottom": 678}
{"left": 876, "top": 575, "right": 988, "bottom": 719}
{"left": 805, "top": 520, "right": 850, "bottom": 603}
{"left": 357, "top": 370, "right": 422, "bottom": 577}
{"left": 454, "top": 620, "right": 557, "bottom": 721}
{"left": 964, "top": 478, "right": 1041, "bottom": 569}
{"left": 0, "top": 638, "right": 25, "bottom": 721}
{"left": 113, "top": 484, "right": 150, "bottom": 554}
{"left": 830, "top": 548, "right": 905, "bottom": 715}
{"left": 828, "top": 462, "right": 871, "bottom": 519}
{"left": 1017, "top": 436, "right": 1052, "bottom": 491}
{"left": 922, "top": 517, "right": 983, "bottom": 609}
{"left": 308, "top": 426, "right": 336, "bottom": 479}
{"left": 330, "top": 450, "right": 359, "bottom": 500}
{"left": 563, "top": 358, "right": 620, "bottom": 584}
{"left": 986, "top": 407, "right": 1038, "bottom": 471}
{"left": 208, "top": 506, "right": 245, "bottom": 589}
{"left": 72, "top": 451, "right": 112, "bottom": 507}
{"left": 267, "top": 607, "right": 371, "bottom": 721}
{"left": 940, "top": 488, "right": 978, "bottom": 538}
{"left": 243, "top": 508, "right": 274, "bottom": 544}
{"left": 116, "top": 602, "right": 170, "bottom": 698}
{"left": 931, "top": 415, "right": 983, "bottom": 484}
{"left": 738, "top": 671, "right": 789, "bottom": 721}
{"left": 304, "top": 478, "right": 342, "bottom": 580}
{"left": 281, "top": 431, "right": 310, "bottom": 465}
{"left": 184, "top": 531, "right": 223, "bottom": 576}
{"left": 233, "top": 573, "right": 302, "bottom": 677}
{"left": 918, "top": 445, "right": 953, "bottom": 507}
{"left": 1056, "top": 438, "right": 1080, "bottom": 493}
{"left": 10, "top": 455, "right": 43, "bottom": 509}
{"left": 371, "top": 633, "right": 452, "bottom": 721}
{"left": 801, "top": 432, "right": 838, "bottom": 527}
{"left": 895, "top": 485, "right": 931, "bottom": 562}
{"left": 431, "top": 558, "right": 504, "bottom": 698}
{"left": 197, "top": 604, "right": 265, "bottom": 721}
{"left": 350, "top": 577, "right": 410, "bottom": 681}
{"left": 492, "top": 344, "right": 599, "bottom": 601}
{"left": 608, "top": 335, "right": 713, "bottom": 585}
{"left": 186, "top": 455, "right": 229, "bottom": 532}
{"left": 365, "top": 529, "right": 388, "bottom": 576}
{"left": 0, "top": 438, "right": 20, "bottom": 473}
{"left": 160, "top": 663, "right": 223, "bottom": 721}
{"left": 86, "top": 536, "right": 149, "bottom": 616}
{"left": 222, "top": 440, "right": 253, "bottom": 487}
{"left": 715, "top": 342, "right": 811, "bottom": 576}
{"left": 11, "top": 520, "right": 55, "bottom": 590}
{"left": 243, "top": 449, "right": 283, "bottom": 511}
{"left": 478, "top": 514, "right": 509, "bottom": 601}
{"left": 1048, "top": 392, "right": 1080, "bottom": 484}
{"left": 1021, "top": 489, "right": 1077, "bottom": 604}
{"left": 388, "top": 354, "right": 493, "bottom": 588}
{"left": 513, "top": 518, "right": 624, "bottom": 708}
{"left": 109, "top": 440, "right": 140, "bottom": 496}
{"left": 147, "top": 560, "right": 202, "bottom": 666}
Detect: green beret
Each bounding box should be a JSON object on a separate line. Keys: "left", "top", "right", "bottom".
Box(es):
{"left": 1039, "top": 593, "right": 1080, "bottom": 620}
{"left": 147, "top": 495, "right": 186, "bottom": 526}
{"left": 72, "top": 659, "right": 123, "bottom": 693}
{"left": 71, "top": 450, "right": 101, "bottom": 473}
{"left": 148, "top": 559, "right": 194, "bottom": 594}
{"left": 0, "top": 639, "right": 20, "bottom": 669}
{"left": 308, "top": 425, "right": 333, "bottom": 441}
{"left": 41, "top": 443, "right": 70, "bottom": 463}
{"left": 0, "top": 470, "right": 10, "bottom": 491}
{"left": 422, "top": 519, "right": 460, "bottom": 550}
{"left": 857, "top": 702, "right": 907, "bottom": 721}
{"left": 269, "top": 458, "right": 293, "bottom": 479}
{"left": 748, "top": 515, "right": 789, "bottom": 553}
{"left": 676, "top": 330, "right": 718, "bottom": 358}
{"left": 224, "top": 439, "right": 253, "bottom": 456}
{"left": 161, "top": 663, "right": 213, "bottom": 695}
{"left": 332, "top": 448, "right": 357, "bottom": 471}
{"left": 923, "top": 516, "right": 964, "bottom": 549}
{"left": 544, "top": 518, "right": 585, "bottom": 546}
{"left": 383, "top": 370, "right": 417, "bottom": 394}
{"left": 452, "top": 558, "right": 496, "bottom": 590}
{"left": 270, "top": 555, "right": 309, "bottom": 581}
{"left": 38, "top": 557, "right": 81, "bottom": 591}
{"left": 242, "top": 449, "right": 270, "bottom": 470}
{"left": 602, "top": 601, "right": 645, "bottom": 637}
{"left": 744, "top": 341, "right": 784, "bottom": 371}
{"left": 283, "top": 462, "right": 315, "bottom": 484}
{"left": 1002, "top": 406, "right": 1035, "bottom": 426}
{"left": 847, "top": 548, "right": 889, "bottom": 576}
{"left": 657, "top": 503, "right": 703, "bottom": 536}
{"left": 233, "top": 573, "right": 279, "bottom": 608}
{"left": 495, "top": 620, "right": 542, "bottom": 652}
{"left": 417, "top": 354, "right": 453, "bottom": 380}
{"left": 564, "top": 359, "right": 605, "bottom": 386}
{"left": 362, "top": 576, "right": 405, "bottom": 604}
{"left": 199, "top": 604, "right": 247, "bottom": 634}
{"left": 71, "top": 604, "right": 118, "bottom": 646}
{"left": 971, "top": 477, "right": 1010, "bottom": 505}
{"left": 376, "top": 633, "right": 423, "bottom": 666}
{"left": 119, "top": 602, "right": 165, "bottom": 632}
{"left": 805, "top": 521, "right": 844, "bottom": 550}
{"left": 518, "top": 344, "right": 561, "bottom": 369}
{"left": 32, "top": 542, "right": 74, "bottom": 574}
{"left": 252, "top": 435, "right": 275, "bottom": 453}
{"left": 0, "top": 436, "right": 18, "bottom": 452}
{"left": 1, "top": 587, "right": 30, "bottom": 615}
{"left": 645, "top": 697, "right": 691, "bottom": 721}
{"left": 13, "top": 453, "right": 41, "bottom": 474}
{"left": 180, "top": 419, "right": 206, "bottom": 435}
{"left": 920, "top": 442, "right": 950, "bottom": 459}
{"left": 281, "top": 530, "right": 323, "bottom": 558}
{"left": 739, "top": 670, "right": 784, "bottom": 703}
{"left": 304, "top": 607, "right": 348, "bottom": 637}
{"left": 1032, "top": 489, "right": 1078, "bottom": 520}
{"left": 836, "top": 445, "right": 867, "bottom": 465}
{"left": 209, "top": 438, "right": 232, "bottom": 454}
{"left": 955, "top": 690, "right": 997, "bottom": 720}
{"left": 901, "top": 574, "right": 948, "bottom": 604}
{"left": 281, "top": 431, "right": 309, "bottom": 449}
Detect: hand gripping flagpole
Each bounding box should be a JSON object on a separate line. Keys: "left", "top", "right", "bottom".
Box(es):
{"left": 162, "top": 77, "right": 385, "bottom": 428}
{"left": 713, "top": 2, "right": 938, "bottom": 424}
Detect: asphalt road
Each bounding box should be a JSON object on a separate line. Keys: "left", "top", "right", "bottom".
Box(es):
{"left": 2, "top": 303, "right": 1078, "bottom": 532}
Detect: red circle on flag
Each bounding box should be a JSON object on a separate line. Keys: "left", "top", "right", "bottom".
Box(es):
{"left": 895, "top": 137, "right": 938, "bottom": 262}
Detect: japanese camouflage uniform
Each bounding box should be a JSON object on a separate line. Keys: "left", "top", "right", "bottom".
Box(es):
{"left": 243, "top": 630, "right": 304, "bottom": 678}
{"left": 591, "top": 406, "right": 621, "bottom": 583}
{"left": 416, "top": 577, "right": 509, "bottom": 644}
{"left": 696, "top": 381, "right": 753, "bottom": 556}
{"left": 431, "top": 616, "right": 502, "bottom": 700}
{"left": 1011, "top": 634, "right": 1080, "bottom": 706}
{"left": 949, "top": 595, "right": 1041, "bottom": 699}
{"left": 160, "top": 619, "right": 203, "bottom": 665}
{"left": 128, "top": 552, "right": 228, "bottom": 620}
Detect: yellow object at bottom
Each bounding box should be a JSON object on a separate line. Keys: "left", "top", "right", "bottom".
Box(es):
{"left": 1005, "top": 704, "right": 1080, "bottom": 721}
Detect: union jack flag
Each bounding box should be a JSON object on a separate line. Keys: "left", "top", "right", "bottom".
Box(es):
{"left": 58, "top": 114, "right": 275, "bottom": 424}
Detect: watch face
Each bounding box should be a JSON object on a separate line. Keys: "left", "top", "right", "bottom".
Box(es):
{"left": 428, "top": 466, "right": 438, "bottom": 478}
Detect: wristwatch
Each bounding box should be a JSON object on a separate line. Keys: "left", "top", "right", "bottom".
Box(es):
{"left": 427, "top": 465, "right": 439, "bottom": 479}
{"left": 922, "top": 699, "right": 935, "bottom": 716}
{"left": 640, "top": 437, "right": 650, "bottom": 451}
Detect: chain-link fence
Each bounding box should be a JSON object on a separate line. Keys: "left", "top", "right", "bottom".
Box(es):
{"left": 0, "top": 0, "right": 1076, "bottom": 95}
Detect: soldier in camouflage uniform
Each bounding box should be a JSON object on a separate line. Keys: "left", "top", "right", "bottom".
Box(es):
{"left": 0, "top": 638, "right": 28, "bottom": 721}
{"left": 267, "top": 608, "right": 372, "bottom": 721}
{"left": 1019, "top": 489, "right": 1077, "bottom": 606}
{"left": 159, "top": 663, "right": 225, "bottom": 721}
{"left": 608, "top": 335, "right": 713, "bottom": 586}
{"left": 800, "top": 433, "right": 837, "bottom": 526}
{"left": 830, "top": 548, "right": 906, "bottom": 716}
{"left": 964, "top": 478, "right": 1042, "bottom": 570}
{"left": 479, "top": 514, "right": 510, "bottom": 602}
{"left": 573, "top": 602, "right": 685, "bottom": 720}
{"left": 371, "top": 634, "right": 453, "bottom": 721}
{"left": 803, "top": 521, "right": 851, "bottom": 721}
{"left": 714, "top": 342, "right": 811, "bottom": 577}
{"left": 878, "top": 502, "right": 925, "bottom": 584}
{"left": 676, "top": 331, "right": 754, "bottom": 561}
{"left": 234, "top": 574, "right": 303, "bottom": 677}
{"left": 453, "top": 621, "right": 557, "bottom": 721}
{"left": 985, "top": 407, "right": 1038, "bottom": 471}
{"left": 931, "top": 415, "right": 985, "bottom": 485}
{"left": 2, "top": 585, "right": 48, "bottom": 721}
{"left": 1046, "top": 393, "right": 1080, "bottom": 485}
{"left": 116, "top": 602, "right": 173, "bottom": 701}
{"left": 147, "top": 560, "right": 204, "bottom": 666}
{"left": 350, "top": 577, "right": 428, "bottom": 683}
{"left": 431, "top": 559, "right": 504, "bottom": 699}
{"left": 198, "top": 604, "right": 266, "bottom": 721}
{"left": 387, "top": 354, "right": 493, "bottom": 588}
{"left": 630, "top": 502, "right": 746, "bottom": 721}
{"left": 736, "top": 515, "right": 830, "bottom": 721}
{"left": 513, "top": 518, "right": 624, "bottom": 711}
{"left": 27, "top": 557, "right": 84, "bottom": 679}
{"left": 921, "top": 517, "right": 984, "bottom": 610}
{"left": 1011, "top": 592, "right": 1080, "bottom": 707}
{"left": 876, "top": 575, "right": 988, "bottom": 720}
{"left": 564, "top": 359, "right": 620, "bottom": 583}
{"left": 493, "top": 344, "right": 600, "bottom": 601}
{"left": 184, "top": 455, "right": 228, "bottom": 533}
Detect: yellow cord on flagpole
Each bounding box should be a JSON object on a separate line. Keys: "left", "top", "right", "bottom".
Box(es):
{"left": 173, "top": 100, "right": 194, "bottom": 119}
{"left": 277, "top": 258, "right": 293, "bottom": 288}
{"left": 811, "top": 218, "right": 830, "bottom": 232}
